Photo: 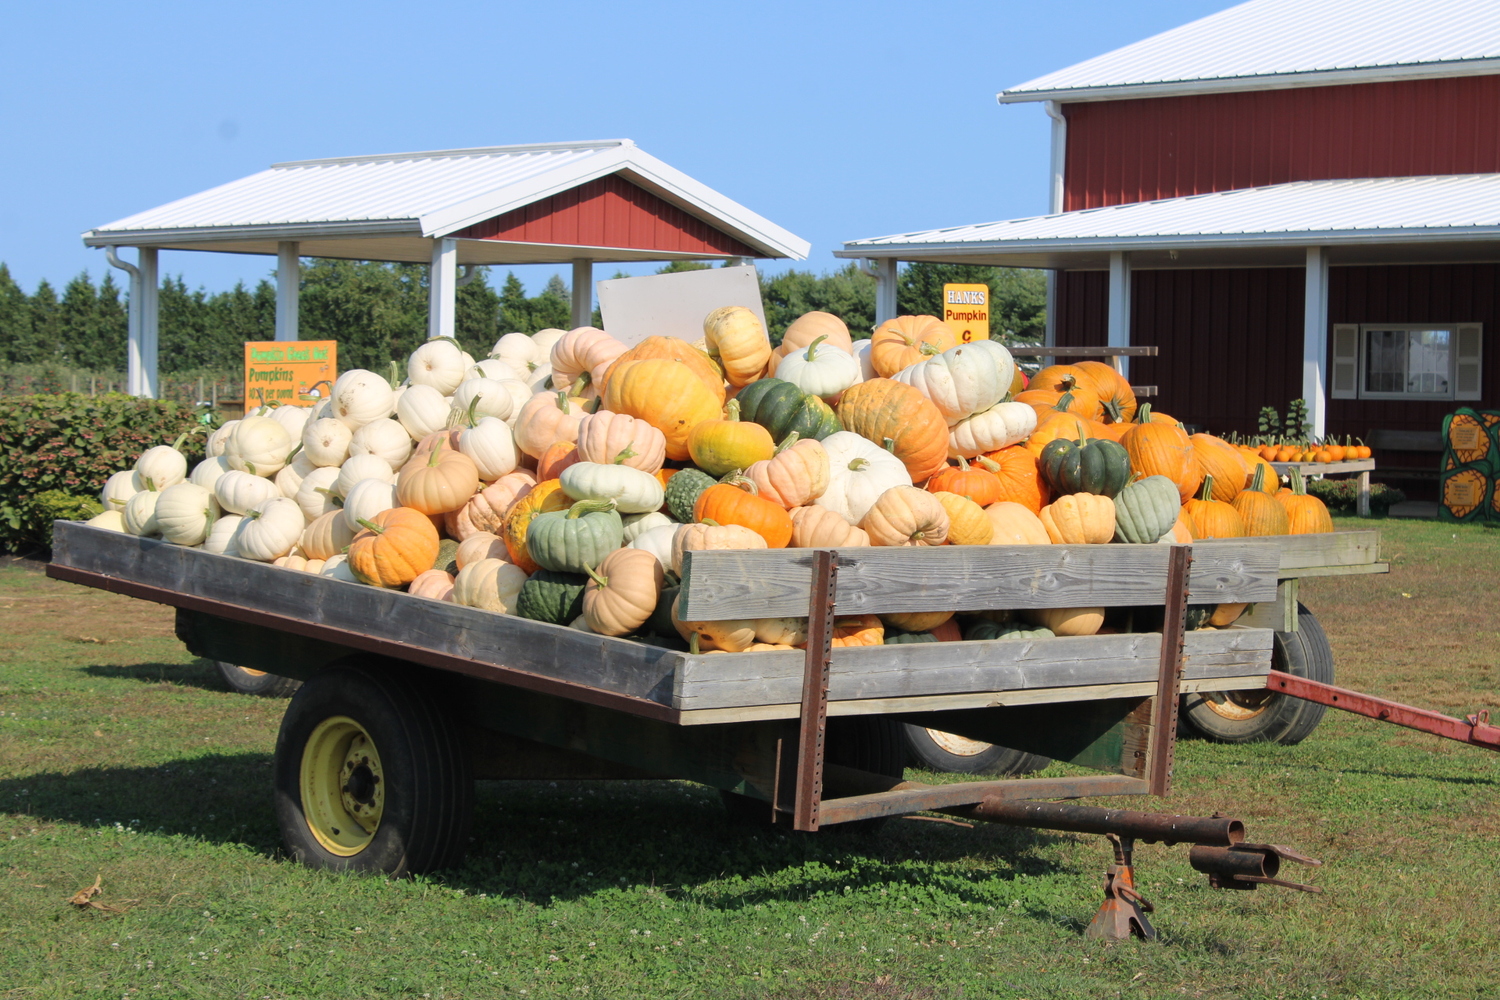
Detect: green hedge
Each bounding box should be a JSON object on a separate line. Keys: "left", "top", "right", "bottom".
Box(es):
{"left": 0, "top": 393, "right": 212, "bottom": 553}
{"left": 1306, "top": 477, "right": 1407, "bottom": 514}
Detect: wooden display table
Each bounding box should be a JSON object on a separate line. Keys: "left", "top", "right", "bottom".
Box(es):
{"left": 1270, "top": 459, "right": 1375, "bottom": 517}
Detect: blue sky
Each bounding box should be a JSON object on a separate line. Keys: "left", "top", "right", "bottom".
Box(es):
{"left": 0, "top": 0, "right": 1232, "bottom": 297}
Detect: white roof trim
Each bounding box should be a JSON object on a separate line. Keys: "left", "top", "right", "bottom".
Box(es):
{"left": 1000, "top": 0, "right": 1500, "bottom": 104}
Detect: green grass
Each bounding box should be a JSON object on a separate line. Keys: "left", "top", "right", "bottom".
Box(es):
{"left": 2, "top": 517, "right": 1499, "bottom": 998}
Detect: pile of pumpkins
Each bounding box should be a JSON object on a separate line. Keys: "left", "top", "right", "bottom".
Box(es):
{"left": 85, "top": 309, "right": 1332, "bottom": 650}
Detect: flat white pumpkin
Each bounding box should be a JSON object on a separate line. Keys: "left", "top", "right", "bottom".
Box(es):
{"left": 627, "top": 522, "right": 680, "bottom": 574}
{"left": 892, "top": 341, "right": 1010, "bottom": 425}
{"left": 302, "top": 417, "right": 353, "bottom": 468}
{"left": 851, "top": 339, "right": 876, "bottom": 382}
{"left": 334, "top": 454, "right": 394, "bottom": 499}
{"left": 293, "top": 466, "right": 343, "bottom": 522}
{"left": 774, "top": 337, "right": 860, "bottom": 403}
{"left": 341, "top": 478, "right": 398, "bottom": 533}
{"left": 622, "top": 511, "right": 672, "bottom": 544}
{"left": 320, "top": 553, "right": 359, "bottom": 583}
{"left": 559, "top": 462, "right": 663, "bottom": 514}
{"left": 947, "top": 401, "right": 1037, "bottom": 458}
{"left": 814, "top": 431, "right": 911, "bottom": 523}
{"left": 330, "top": 369, "right": 395, "bottom": 429}
{"left": 202, "top": 514, "right": 244, "bottom": 555}
{"left": 155, "top": 482, "right": 220, "bottom": 546}
{"left": 100, "top": 469, "right": 143, "bottom": 510}
{"left": 233, "top": 497, "right": 304, "bottom": 562}
{"left": 407, "top": 340, "right": 468, "bottom": 396}
{"left": 122, "top": 490, "right": 162, "bottom": 537}
{"left": 224, "top": 416, "right": 293, "bottom": 478}
{"left": 135, "top": 444, "right": 187, "bottom": 491}
{"left": 350, "top": 418, "right": 413, "bottom": 470}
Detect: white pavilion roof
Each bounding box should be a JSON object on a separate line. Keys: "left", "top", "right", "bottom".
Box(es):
{"left": 1000, "top": 0, "right": 1500, "bottom": 103}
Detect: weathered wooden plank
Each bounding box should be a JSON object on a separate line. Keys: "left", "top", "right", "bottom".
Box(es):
{"left": 1284, "top": 562, "right": 1390, "bottom": 579}
{"left": 678, "top": 543, "right": 1278, "bottom": 620}
{"left": 1201, "top": 530, "right": 1380, "bottom": 575}
{"left": 673, "top": 628, "right": 1274, "bottom": 712}
{"left": 1239, "top": 579, "right": 1298, "bottom": 632}
{"left": 52, "top": 523, "right": 685, "bottom": 706}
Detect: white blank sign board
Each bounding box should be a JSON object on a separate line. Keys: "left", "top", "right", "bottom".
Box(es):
{"left": 597, "top": 265, "right": 766, "bottom": 347}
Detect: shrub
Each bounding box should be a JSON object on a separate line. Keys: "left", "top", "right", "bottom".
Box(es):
{"left": 0, "top": 393, "right": 213, "bottom": 553}
{"left": 1306, "top": 477, "right": 1407, "bottom": 514}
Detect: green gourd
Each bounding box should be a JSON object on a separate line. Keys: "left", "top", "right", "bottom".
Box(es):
{"left": 525, "top": 499, "right": 624, "bottom": 575}
{"left": 733, "top": 377, "right": 842, "bottom": 444}
{"left": 430, "top": 538, "right": 460, "bottom": 575}
{"left": 515, "top": 569, "right": 588, "bottom": 625}
{"left": 963, "top": 620, "right": 1055, "bottom": 641}
{"left": 883, "top": 630, "right": 938, "bottom": 644}
{"left": 664, "top": 468, "right": 717, "bottom": 523}
{"left": 1038, "top": 427, "right": 1132, "bottom": 498}
{"left": 1112, "top": 474, "right": 1182, "bottom": 543}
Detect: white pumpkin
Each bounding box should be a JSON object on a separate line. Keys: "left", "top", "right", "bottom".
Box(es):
{"left": 224, "top": 416, "right": 293, "bottom": 478}
{"left": 450, "top": 377, "right": 516, "bottom": 425}
{"left": 350, "top": 418, "right": 413, "bottom": 470}
{"left": 269, "top": 404, "right": 312, "bottom": 439}
{"left": 396, "top": 384, "right": 451, "bottom": 441}
{"left": 334, "top": 454, "right": 395, "bottom": 498}
{"left": 293, "top": 466, "right": 343, "bottom": 522}
{"left": 530, "top": 328, "right": 568, "bottom": 356}
{"left": 754, "top": 617, "right": 809, "bottom": 646}
{"left": 407, "top": 340, "right": 469, "bottom": 396}
{"left": 469, "top": 358, "right": 520, "bottom": 383}
{"left": 495, "top": 379, "right": 533, "bottom": 427}
{"left": 451, "top": 558, "right": 527, "bottom": 614}
{"left": 622, "top": 511, "right": 672, "bottom": 544}
{"left": 458, "top": 417, "right": 519, "bottom": 482}
{"left": 233, "top": 497, "right": 304, "bottom": 562}
{"left": 273, "top": 450, "right": 317, "bottom": 498}
{"left": 135, "top": 444, "right": 188, "bottom": 491}
{"left": 454, "top": 531, "right": 509, "bottom": 570}
{"left": 206, "top": 420, "right": 239, "bottom": 459}
{"left": 122, "top": 490, "right": 162, "bottom": 537}
{"left": 893, "top": 341, "right": 1010, "bottom": 425}
{"left": 851, "top": 339, "right": 876, "bottom": 382}
{"left": 154, "top": 482, "right": 220, "bottom": 546}
{"left": 320, "top": 553, "right": 359, "bottom": 583}
{"left": 341, "top": 478, "right": 398, "bottom": 533}
{"left": 101, "top": 470, "right": 143, "bottom": 509}
{"left": 526, "top": 363, "right": 555, "bottom": 396}
{"left": 302, "top": 417, "right": 353, "bottom": 468}
{"left": 559, "top": 462, "right": 663, "bottom": 514}
{"left": 191, "top": 456, "right": 234, "bottom": 494}
{"left": 814, "top": 431, "right": 912, "bottom": 523}
{"left": 491, "top": 332, "right": 537, "bottom": 368}
{"left": 774, "top": 337, "right": 860, "bottom": 403}
{"left": 330, "top": 369, "right": 395, "bottom": 429}
{"left": 299, "top": 509, "right": 356, "bottom": 561}
{"left": 627, "top": 522, "right": 680, "bottom": 574}
{"left": 86, "top": 509, "right": 127, "bottom": 533}
{"left": 947, "top": 401, "right": 1037, "bottom": 458}
{"left": 202, "top": 514, "right": 244, "bottom": 555}
{"left": 214, "top": 469, "right": 281, "bottom": 516}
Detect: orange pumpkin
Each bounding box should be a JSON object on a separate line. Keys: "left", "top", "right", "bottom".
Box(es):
{"left": 984, "top": 501, "right": 1052, "bottom": 545}
{"left": 1015, "top": 375, "right": 1103, "bottom": 422}
{"left": 977, "top": 447, "right": 1051, "bottom": 513}
{"left": 931, "top": 491, "right": 993, "bottom": 545}
{"left": 859, "top": 485, "right": 950, "bottom": 546}
{"left": 1276, "top": 468, "right": 1334, "bottom": 534}
{"left": 597, "top": 336, "right": 726, "bottom": 403}
{"left": 536, "top": 441, "right": 580, "bottom": 482}
{"left": 1184, "top": 476, "right": 1246, "bottom": 539}
{"left": 1241, "top": 450, "right": 1279, "bottom": 495}
{"left": 836, "top": 378, "right": 950, "bottom": 484}
{"left": 694, "top": 480, "right": 794, "bottom": 548}
{"left": 830, "top": 614, "right": 884, "bottom": 648}
{"left": 1070, "top": 361, "right": 1138, "bottom": 423}
{"left": 777, "top": 311, "right": 853, "bottom": 359}
{"left": 1190, "top": 434, "right": 1250, "bottom": 502}
{"left": 869, "top": 315, "right": 955, "bottom": 378}
{"left": 1233, "top": 465, "right": 1291, "bottom": 536}
{"left": 348, "top": 506, "right": 441, "bottom": 588}
{"left": 604, "top": 358, "right": 725, "bottom": 462}
{"left": 1025, "top": 409, "right": 1097, "bottom": 458}
{"left": 1123, "top": 420, "right": 1202, "bottom": 503}
{"left": 788, "top": 505, "right": 871, "bottom": 548}
{"left": 926, "top": 456, "right": 1005, "bottom": 507}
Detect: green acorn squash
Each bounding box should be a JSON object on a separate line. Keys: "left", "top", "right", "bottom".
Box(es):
{"left": 964, "top": 620, "right": 1055, "bottom": 641}
{"left": 734, "top": 377, "right": 841, "bottom": 444}
{"left": 1038, "top": 429, "right": 1132, "bottom": 498}
{"left": 883, "top": 630, "right": 938, "bottom": 644}
{"left": 525, "top": 499, "right": 624, "bottom": 575}
{"left": 1112, "top": 474, "right": 1182, "bottom": 543}
{"left": 515, "top": 569, "right": 588, "bottom": 625}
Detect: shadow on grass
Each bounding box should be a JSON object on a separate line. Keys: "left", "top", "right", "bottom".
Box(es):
{"left": 81, "top": 658, "right": 240, "bottom": 694}
{"left": 0, "top": 759, "right": 1078, "bottom": 909}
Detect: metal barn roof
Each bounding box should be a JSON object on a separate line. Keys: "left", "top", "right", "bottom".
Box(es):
{"left": 82, "top": 140, "right": 810, "bottom": 263}
{"left": 837, "top": 174, "right": 1500, "bottom": 270}
{"left": 1000, "top": 0, "right": 1500, "bottom": 103}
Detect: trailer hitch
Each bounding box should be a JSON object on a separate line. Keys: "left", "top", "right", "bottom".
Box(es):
{"left": 1267, "top": 670, "right": 1500, "bottom": 751}
{"left": 1189, "top": 842, "right": 1323, "bottom": 893}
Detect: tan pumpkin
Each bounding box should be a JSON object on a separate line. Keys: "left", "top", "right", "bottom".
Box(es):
{"left": 583, "top": 548, "right": 665, "bottom": 637}
{"left": 984, "top": 501, "right": 1052, "bottom": 545}
{"left": 455, "top": 531, "right": 510, "bottom": 570}
{"left": 776, "top": 311, "right": 853, "bottom": 360}
{"left": 1207, "top": 603, "right": 1248, "bottom": 627}
{"left": 299, "top": 509, "right": 356, "bottom": 562}
{"left": 787, "top": 505, "right": 871, "bottom": 548}
{"left": 703, "top": 306, "right": 773, "bottom": 387}
{"left": 397, "top": 445, "right": 481, "bottom": 515}
{"left": 549, "top": 327, "right": 627, "bottom": 388}
{"left": 744, "top": 435, "right": 829, "bottom": 509}
{"left": 1024, "top": 606, "right": 1105, "bottom": 636}
{"left": 513, "top": 391, "right": 592, "bottom": 460}
{"left": 931, "top": 491, "right": 993, "bottom": 545}
{"left": 881, "top": 610, "right": 954, "bottom": 633}
{"left": 670, "top": 520, "right": 767, "bottom": 576}
{"left": 869, "top": 316, "right": 955, "bottom": 378}
{"left": 408, "top": 569, "right": 456, "bottom": 602}
{"left": 1039, "top": 494, "right": 1116, "bottom": 545}
{"left": 574, "top": 410, "right": 667, "bottom": 474}
{"left": 672, "top": 594, "right": 757, "bottom": 652}
{"left": 860, "top": 486, "right": 950, "bottom": 547}
{"left": 444, "top": 471, "right": 537, "bottom": 540}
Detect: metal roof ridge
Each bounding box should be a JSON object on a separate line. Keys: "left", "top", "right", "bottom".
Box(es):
{"left": 271, "top": 139, "right": 633, "bottom": 169}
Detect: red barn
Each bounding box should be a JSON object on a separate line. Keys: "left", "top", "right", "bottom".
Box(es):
{"left": 839, "top": 0, "right": 1500, "bottom": 490}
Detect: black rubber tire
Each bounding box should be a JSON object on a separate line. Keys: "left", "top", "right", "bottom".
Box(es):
{"left": 273, "top": 662, "right": 474, "bottom": 876}
{"left": 720, "top": 717, "right": 906, "bottom": 833}
{"left": 1181, "top": 603, "right": 1334, "bottom": 746}
{"left": 215, "top": 661, "right": 302, "bottom": 698}
{"left": 901, "top": 725, "right": 1050, "bottom": 776}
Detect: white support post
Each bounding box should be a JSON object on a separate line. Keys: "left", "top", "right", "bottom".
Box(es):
{"left": 275, "top": 242, "right": 300, "bottom": 342}
{"left": 1107, "top": 251, "right": 1132, "bottom": 380}
{"left": 1302, "top": 246, "right": 1329, "bottom": 440}
{"left": 428, "top": 238, "right": 457, "bottom": 341}
{"left": 571, "top": 258, "right": 593, "bottom": 329}
{"left": 1044, "top": 101, "right": 1068, "bottom": 349}
{"left": 874, "top": 258, "right": 898, "bottom": 326}
{"left": 128, "top": 248, "right": 160, "bottom": 399}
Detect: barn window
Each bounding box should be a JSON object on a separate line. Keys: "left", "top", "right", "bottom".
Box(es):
{"left": 1329, "top": 323, "right": 1483, "bottom": 401}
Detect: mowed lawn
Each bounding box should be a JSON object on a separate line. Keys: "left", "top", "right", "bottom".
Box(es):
{"left": 2, "top": 517, "right": 1498, "bottom": 999}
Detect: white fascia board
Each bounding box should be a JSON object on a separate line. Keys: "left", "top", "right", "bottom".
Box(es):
{"left": 272, "top": 139, "right": 632, "bottom": 169}
{"left": 418, "top": 147, "right": 637, "bottom": 239}
{"left": 997, "top": 58, "right": 1500, "bottom": 104}
{"left": 82, "top": 219, "right": 423, "bottom": 248}
{"left": 837, "top": 226, "right": 1500, "bottom": 258}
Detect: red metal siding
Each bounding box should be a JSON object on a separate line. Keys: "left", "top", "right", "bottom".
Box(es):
{"left": 1063, "top": 75, "right": 1500, "bottom": 210}
{"left": 453, "top": 176, "right": 759, "bottom": 257}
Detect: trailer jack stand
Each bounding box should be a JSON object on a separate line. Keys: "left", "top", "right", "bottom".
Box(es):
{"left": 1087, "top": 834, "right": 1156, "bottom": 942}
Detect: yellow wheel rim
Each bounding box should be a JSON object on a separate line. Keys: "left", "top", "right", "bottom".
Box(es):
{"left": 1200, "top": 688, "right": 1275, "bottom": 722}
{"left": 300, "top": 715, "right": 386, "bottom": 856}
{"left": 925, "top": 729, "right": 994, "bottom": 757}
{"left": 237, "top": 667, "right": 268, "bottom": 678}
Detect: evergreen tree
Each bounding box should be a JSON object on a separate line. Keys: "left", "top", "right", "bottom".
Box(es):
{"left": 761, "top": 263, "right": 876, "bottom": 345}
{"left": 27, "top": 280, "right": 62, "bottom": 364}
{"left": 897, "top": 263, "right": 1046, "bottom": 344}
{"left": 158, "top": 275, "right": 223, "bottom": 371}
{"left": 0, "top": 264, "right": 31, "bottom": 365}
{"left": 96, "top": 272, "right": 128, "bottom": 372}
{"left": 210, "top": 280, "right": 276, "bottom": 366}
{"left": 58, "top": 272, "right": 103, "bottom": 368}
{"left": 455, "top": 267, "right": 501, "bottom": 358}
{"left": 534, "top": 274, "right": 571, "bottom": 331}
{"left": 300, "top": 260, "right": 426, "bottom": 373}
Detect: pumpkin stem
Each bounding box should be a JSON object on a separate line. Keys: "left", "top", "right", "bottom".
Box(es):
{"left": 976, "top": 455, "right": 1002, "bottom": 474}
{"left": 355, "top": 516, "right": 385, "bottom": 533}
{"left": 244, "top": 461, "right": 258, "bottom": 477}
{"left": 169, "top": 431, "right": 192, "bottom": 452}
{"left": 1249, "top": 463, "right": 1267, "bottom": 493}
{"left": 773, "top": 431, "right": 801, "bottom": 455}
{"left": 313, "top": 487, "right": 344, "bottom": 508}
{"left": 555, "top": 391, "right": 570, "bottom": 414}
{"left": 286, "top": 442, "right": 303, "bottom": 463}
{"left": 428, "top": 335, "right": 463, "bottom": 349}
{"left": 388, "top": 360, "right": 403, "bottom": 387}
{"left": 428, "top": 446, "right": 445, "bottom": 468}
{"left": 804, "top": 335, "right": 828, "bottom": 362}
{"left": 954, "top": 456, "right": 969, "bottom": 470}
{"left": 700, "top": 518, "right": 722, "bottom": 527}
{"left": 462, "top": 394, "right": 483, "bottom": 429}
{"left": 1290, "top": 466, "right": 1308, "bottom": 496}
{"left": 688, "top": 632, "right": 701, "bottom": 655}
{"left": 882, "top": 437, "right": 897, "bottom": 454}
{"left": 1198, "top": 475, "right": 1215, "bottom": 503}
{"left": 584, "top": 563, "right": 609, "bottom": 588}
{"left": 141, "top": 475, "right": 157, "bottom": 492}
{"left": 565, "top": 498, "right": 617, "bottom": 519}
{"left": 721, "top": 472, "right": 758, "bottom": 495}
{"left": 848, "top": 457, "right": 870, "bottom": 472}
{"left": 1099, "top": 397, "right": 1124, "bottom": 423}
{"left": 584, "top": 396, "right": 602, "bottom": 414}
{"left": 919, "top": 341, "right": 942, "bottom": 357}
{"left": 1136, "top": 403, "right": 1153, "bottom": 424}
{"left": 612, "top": 445, "right": 638, "bottom": 465}
{"left": 725, "top": 398, "right": 742, "bottom": 422}
{"left": 574, "top": 370, "right": 593, "bottom": 395}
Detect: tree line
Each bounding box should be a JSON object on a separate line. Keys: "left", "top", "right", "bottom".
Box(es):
{"left": 0, "top": 259, "right": 1045, "bottom": 376}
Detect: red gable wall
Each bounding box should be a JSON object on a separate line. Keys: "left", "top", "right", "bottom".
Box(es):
{"left": 453, "top": 175, "right": 759, "bottom": 257}
{"left": 1063, "top": 74, "right": 1500, "bottom": 210}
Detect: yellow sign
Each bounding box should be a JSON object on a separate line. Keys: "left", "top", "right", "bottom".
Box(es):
{"left": 942, "top": 283, "right": 990, "bottom": 343}
{"left": 242, "top": 341, "right": 338, "bottom": 415}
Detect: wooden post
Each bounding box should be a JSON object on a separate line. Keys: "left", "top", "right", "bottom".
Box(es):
{"left": 794, "top": 550, "right": 838, "bottom": 832}
{"left": 1148, "top": 545, "right": 1192, "bottom": 797}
